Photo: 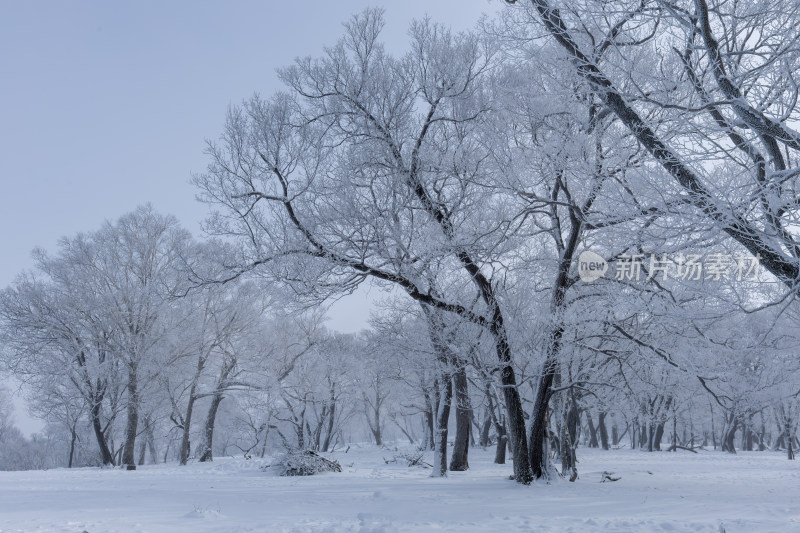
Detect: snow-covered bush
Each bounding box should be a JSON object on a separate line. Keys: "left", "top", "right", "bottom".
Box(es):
{"left": 274, "top": 450, "right": 341, "bottom": 477}
{"left": 384, "top": 451, "right": 431, "bottom": 468}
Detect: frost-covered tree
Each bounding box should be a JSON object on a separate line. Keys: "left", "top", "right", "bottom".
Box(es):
{"left": 195, "top": 9, "right": 538, "bottom": 483}
{"left": 0, "top": 206, "right": 194, "bottom": 469}
{"left": 505, "top": 0, "right": 800, "bottom": 292}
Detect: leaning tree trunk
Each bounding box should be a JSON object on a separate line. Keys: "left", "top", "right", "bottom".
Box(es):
{"left": 529, "top": 348, "right": 560, "bottom": 479}
{"left": 365, "top": 397, "right": 382, "bottom": 447}
{"left": 179, "top": 390, "right": 197, "bottom": 465}
{"left": 180, "top": 356, "right": 207, "bottom": 465}
{"left": 449, "top": 365, "right": 472, "bottom": 471}
{"left": 121, "top": 365, "right": 139, "bottom": 469}
{"left": 529, "top": 212, "right": 582, "bottom": 480}
{"left": 493, "top": 343, "right": 531, "bottom": 483}
{"left": 198, "top": 392, "right": 225, "bottom": 462}
{"left": 198, "top": 356, "right": 236, "bottom": 462}
{"left": 90, "top": 396, "right": 114, "bottom": 466}
{"left": 485, "top": 384, "right": 507, "bottom": 464}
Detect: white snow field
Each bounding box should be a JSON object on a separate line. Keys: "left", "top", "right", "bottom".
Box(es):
{"left": 0, "top": 446, "right": 797, "bottom": 533}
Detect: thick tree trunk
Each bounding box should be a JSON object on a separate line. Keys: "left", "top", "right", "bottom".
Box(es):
{"left": 121, "top": 366, "right": 139, "bottom": 469}
{"left": 742, "top": 422, "right": 754, "bottom": 452}
{"left": 423, "top": 384, "right": 436, "bottom": 451}
{"left": 484, "top": 384, "right": 507, "bottom": 464}
{"left": 494, "top": 423, "right": 508, "bottom": 464}
{"left": 68, "top": 425, "right": 77, "bottom": 468}
{"left": 146, "top": 422, "right": 157, "bottom": 464}
{"left": 293, "top": 405, "right": 306, "bottom": 449}
{"left": 424, "top": 408, "right": 435, "bottom": 451}
{"left": 179, "top": 391, "right": 197, "bottom": 465}
{"left": 501, "top": 374, "right": 530, "bottom": 480}
{"left": 180, "top": 356, "right": 207, "bottom": 465}
{"left": 721, "top": 413, "right": 738, "bottom": 454}
{"left": 469, "top": 412, "right": 478, "bottom": 447}
{"left": 560, "top": 392, "right": 579, "bottom": 481}
{"left": 371, "top": 423, "right": 382, "bottom": 447}
{"left": 587, "top": 413, "right": 599, "bottom": 448}
{"left": 137, "top": 415, "right": 155, "bottom": 465}
{"left": 432, "top": 369, "right": 452, "bottom": 477}
{"left": 311, "top": 410, "right": 325, "bottom": 451}
{"left": 198, "top": 356, "right": 236, "bottom": 461}
{"left": 321, "top": 392, "right": 336, "bottom": 453}
{"left": 422, "top": 306, "right": 460, "bottom": 477}
{"left": 366, "top": 403, "right": 382, "bottom": 447}
{"left": 137, "top": 433, "right": 147, "bottom": 465}
{"left": 598, "top": 412, "right": 609, "bottom": 450}
{"left": 449, "top": 366, "right": 471, "bottom": 471}
{"left": 673, "top": 416, "right": 679, "bottom": 451}
{"left": 654, "top": 422, "right": 665, "bottom": 451}
{"left": 528, "top": 125, "right": 588, "bottom": 478}
{"left": 479, "top": 410, "right": 492, "bottom": 448}
{"left": 198, "top": 393, "right": 225, "bottom": 462}
{"left": 529, "top": 354, "right": 559, "bottom": 479}
{"left": 91, "top": 394, "right": 114, "bottom": 466}
{"left": 710, "top": 404, "right": 718, "bottom": 449}
{"left": 529, "top": 214, "right": 582, "bottom": 480}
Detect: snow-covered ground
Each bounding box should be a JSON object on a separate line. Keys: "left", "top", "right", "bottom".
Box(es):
{"left": 0, "top": 446, "right": 797, "bottom": 533}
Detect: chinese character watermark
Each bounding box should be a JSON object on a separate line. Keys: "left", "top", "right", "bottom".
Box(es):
{"left": 576, "top": 251, "right": 760, "bottom": 283}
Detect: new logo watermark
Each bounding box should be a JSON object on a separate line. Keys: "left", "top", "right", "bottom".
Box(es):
{"left": 577, "top": 250, "right": 608, "bottom": 282}
{"left": 576, "top": 251, "right": 760, "bottom": 283}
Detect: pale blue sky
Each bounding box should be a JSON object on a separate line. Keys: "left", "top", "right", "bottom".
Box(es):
{"left": 0, "top": 0, "right": 500, "bottom": 433}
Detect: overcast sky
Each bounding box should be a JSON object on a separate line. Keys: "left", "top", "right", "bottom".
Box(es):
{"left": 0, "top": 1, "right": 500, "bottom": 433}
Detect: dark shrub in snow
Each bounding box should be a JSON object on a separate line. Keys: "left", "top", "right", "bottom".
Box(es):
{"left": 276, "top": 450, "right": 341, "bottom": 477}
